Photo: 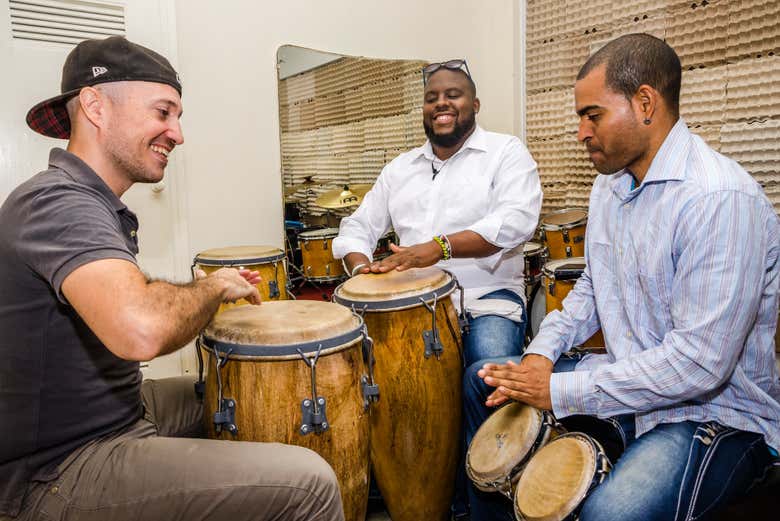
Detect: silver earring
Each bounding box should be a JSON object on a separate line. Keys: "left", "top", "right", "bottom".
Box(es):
{"left": 644, "top": 118, "right": 651, "bottom": 125}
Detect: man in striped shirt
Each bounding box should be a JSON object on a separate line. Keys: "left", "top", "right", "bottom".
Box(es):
{"left": 467, "top": 33, "right": 780, "bottom": 521}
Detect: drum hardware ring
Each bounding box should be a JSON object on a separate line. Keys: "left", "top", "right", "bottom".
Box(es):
{"left": 211, "top": 344, "right": 238, "bottom": 435}
{"left": 563, "top": 229, "right": 570, "bottom": 243}
{"left": 420, "top": 293, "right": 444, "bottom": 359}
{"left": 565, "top": 245, "right": 573, "bottom": 257}
{"left": 359, "top": 322, "right": 380, "bottom": 409}
{"left": 454, "top": 276, "right": 469, "bottom": 335}
{"left": 269, "top": 261, "right": 281, "bottom": 299}
{"left": 297, "top": 344, "right": 330, "bottom": 435}
{"left": 573, "top": 236, "right": 584, "bottom": 244}
{"left": 194, "top": 336, "right": 206, "bottom": 400}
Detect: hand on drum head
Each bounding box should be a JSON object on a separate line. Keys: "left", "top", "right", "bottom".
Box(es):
{"left": 211, "top": 267, "right": 262, "bottom": 305}
{"left": 479, "top": 355, "right": 553, "bottom": 411}
{"left": 369, "top": 241, "right": 441, "bottom": 273}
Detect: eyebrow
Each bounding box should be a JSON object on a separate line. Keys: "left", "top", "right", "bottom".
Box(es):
{"left": 154, "top": 98, "right": 184, "bottom": 118}
{"left": 576, "top": 104, "right": 602, "bottom": 117}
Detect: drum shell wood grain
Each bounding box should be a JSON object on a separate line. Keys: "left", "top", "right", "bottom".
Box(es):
{"left": 202, "top": 343, "right": 369, "bottom": 521}
{"left": 299, "top": 230, "right": 345, "bottom": 281}
{"left": 542, "top": 225, "right": 586, "bottom": 260}
{"left": 363, "top": 300, "right": 463, "bottom": 521}
{"left": 543, "top": 275, "right": 605, "bottom": 349}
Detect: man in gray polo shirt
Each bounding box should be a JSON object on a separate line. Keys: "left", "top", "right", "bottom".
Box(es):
{"left": 0, "top": 37, "right": 343, "bottom": 521}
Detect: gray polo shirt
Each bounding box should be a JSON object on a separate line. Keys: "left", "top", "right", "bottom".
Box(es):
{"left": 0, "top": 148, "right": 143, "bottom": 516}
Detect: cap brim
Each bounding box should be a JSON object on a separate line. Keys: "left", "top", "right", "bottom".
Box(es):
{"left": 26, "top": 88, "right": 81, "bottom": 139}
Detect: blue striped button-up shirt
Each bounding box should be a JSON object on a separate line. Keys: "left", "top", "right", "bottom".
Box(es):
{"left": 526, "top": 119, "right": 780, "bottom": 450}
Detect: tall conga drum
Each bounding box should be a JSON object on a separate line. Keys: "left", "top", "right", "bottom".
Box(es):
{"left": 539, "top": 208, "right": 588, "bottom": 259}
{"left": 542, "top": 258, "right": 604, "bottom": 349}
{"left": 333, "top": 267, "right": 462, "bottom": 521}
{"left": 194, "top": 245, "right": 288, "bottom": 311}
{"left": 200, "top": 301, "right": 371, "bottom": 521}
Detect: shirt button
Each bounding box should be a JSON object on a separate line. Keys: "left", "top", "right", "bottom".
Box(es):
{"left": 50, "top": 485, "right": 59, "bottom": 494}
{"left": 626, "top": 332, "right": 632, "bottom": 338}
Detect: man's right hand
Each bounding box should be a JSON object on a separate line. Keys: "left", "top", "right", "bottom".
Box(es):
{"left": 344, "top": 252, "right": 371, "bottom": 276}
{"left": 210, "top": 267, "right": 262, "bottom": 305}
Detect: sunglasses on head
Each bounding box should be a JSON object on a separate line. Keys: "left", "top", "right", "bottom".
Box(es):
{"left": 422, "top": 59, "right": 472, "bottom": 85}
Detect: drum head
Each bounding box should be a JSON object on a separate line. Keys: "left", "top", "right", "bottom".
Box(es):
{"left": 514, "top": 434, "right": 597, "bottom": 521}
{"left": 467, "top": 402, "right": 544, "bottom": 484}
{"left": 195, "top": 245, "right": 284, "bottom": 265}
{"left": 523, "top": 242, "right": 544, "bottom": 256}
{"left": 540, "top": 208, "right": 588, "bottom": 230}
{"left": 529, "top": 285, "right": 546, "bottom": 338}
{"left": 334, "top": 267, "right": 454, "bottom": 311}
{"left": 299, "top": 227, "right": 339, "bottom": 239}
{"left": 203, "top": 301, "right": 361, "bottom": 358}
{"left": 542, "top": 257, "right": 586, "bottom": 279}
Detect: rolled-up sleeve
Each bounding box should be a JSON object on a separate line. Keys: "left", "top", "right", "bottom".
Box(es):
{"left": 332, "top": 166, "right": 393, "bottom": 261}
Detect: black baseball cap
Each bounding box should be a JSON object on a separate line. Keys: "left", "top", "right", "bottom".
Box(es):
{"left": 26, "top": 36, "right": 182, "bottom": 139}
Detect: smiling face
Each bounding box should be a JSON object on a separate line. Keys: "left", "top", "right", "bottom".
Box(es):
{"left": 102, "top": 81, "right": 184, "bottom": 185}
{"left": 422, "top": 69, "right": 479, "bottom": 149}
{"left": 574, "top": 64, "right": 648, "bottom": 175}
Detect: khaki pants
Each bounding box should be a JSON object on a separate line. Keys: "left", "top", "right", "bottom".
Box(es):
{"left": 9, "top": 377, "right": 344, "bottom": 521}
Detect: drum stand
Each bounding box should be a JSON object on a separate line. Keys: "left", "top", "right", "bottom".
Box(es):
{"left": 287, "top": 262, "right": 330, "bottom": 301}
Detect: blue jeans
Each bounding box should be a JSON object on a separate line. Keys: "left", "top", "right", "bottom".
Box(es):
{"left": 453, "top": 289, "right": 526, "bottom": 517}
{"left": 463, "top": 354, "right": 775, "bottom": 521}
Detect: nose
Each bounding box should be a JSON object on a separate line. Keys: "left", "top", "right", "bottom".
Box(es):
{"left": 167, "top": 118, "right": 184, "bottom": 146}
{"left": 577, "top": 118, "right": 592, "bottom": 143}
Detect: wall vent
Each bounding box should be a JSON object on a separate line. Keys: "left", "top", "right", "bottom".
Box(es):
{"left": 10, "top": 0, "right": 125, "bottom": 45}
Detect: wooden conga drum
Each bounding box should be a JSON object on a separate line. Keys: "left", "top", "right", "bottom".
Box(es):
{"left": 298, "top": 227, "right": 345, "bottom": 281}
{"left": 542, "top": 258, "right": 605, "bottom": 349}
{"left": 540, "top": 208, "right": 588, "bottom": 259}
{"left": 200, "top": 301, "right": 370, "bottom": 521}
{"left": 333, "top": 267, "right": 463, "bottom": 521}
{"left": 194, "top": 245, "right": 288, "bottom": 312}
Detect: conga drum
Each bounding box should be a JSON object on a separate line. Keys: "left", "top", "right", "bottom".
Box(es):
{"left": 194, "top": 245, "right": 288, "bottom": 311}
{"left": 333, "top": 267, "right": 463, "bottom": 521}
{"left": 466, "top": 402, "right": 564, "bottom": 497}
{"left": 540, "top": 209, "right": 588, "bottom": 259}
{"left": 542, "top": 258, "right": 605, "bottom": 349}
{"left": 200, "top": 301, "right": 372, "bottom": 521}
{"left": 513, "top": 433, "right": 611, "bottom": 521}
{"left": 298, "top": 227, "right": 345, "bottom": 281}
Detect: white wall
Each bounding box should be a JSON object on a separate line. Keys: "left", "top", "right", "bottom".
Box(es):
{"left": 174, "top": 0, "right": 521, "bottom": 259}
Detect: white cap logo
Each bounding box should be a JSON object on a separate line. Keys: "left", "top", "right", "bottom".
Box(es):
{"left": 92, "top": 66, "right": 108, "bottom": 78}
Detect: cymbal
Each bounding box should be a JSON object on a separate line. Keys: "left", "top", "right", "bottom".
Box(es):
{"left": 315, "top": 184, "right": 372, "bottom": 209}
{"left": 283, "top": 177, "right": 320, "bottom": 197}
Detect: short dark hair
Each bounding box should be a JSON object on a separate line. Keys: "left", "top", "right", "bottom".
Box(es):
{"left": 577, "top": 33, "right": 681, "bottom": 117}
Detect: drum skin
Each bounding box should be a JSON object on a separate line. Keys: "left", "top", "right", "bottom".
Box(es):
{"left": 540, "top": 209, "right": 587, "bottom": 260}
{"left": 543, "top": 259, "right": 605, "bottom": 349}
{"left": 201, "top": 302, "right": 368, "bottom": 521}
{"left": 194, "top": 245, "right": 287, "bottom": 311}
{"left": 299, "top": 228, "right": 345, "bottom": 281}
{"left": 335, "top": 268, "right": 463, "bottom": 521}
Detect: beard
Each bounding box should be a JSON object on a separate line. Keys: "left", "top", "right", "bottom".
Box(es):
{"left": 423, "top": 111, "right": 476, "bottom": 148}
{"left": 104, "top": 132, "right": 163, "bottom": 185}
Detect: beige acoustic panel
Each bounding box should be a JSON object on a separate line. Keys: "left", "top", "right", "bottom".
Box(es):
{"left": 527, "top": 90, "right": 569, "bottom": 138}
{"left": 564, "top": 0, "right": 616, "bottom": 37}
{"left": 363, "top": 117, "right": 385, "bottom": 151}
{"left": 726, "top": 0, "right": 780, "bottom": 61}
{"left": 559, "top": 132, "right": 599, "bottom": 180}
{"left": 284, "top": 71, "right": 317, "bottom": 106}
{"left": 726, "top": 56, "right": 780, "bottom": 122}
{"left": 679, "top": 64, "right": 727, "bottom": 126}
{"left": 344, "top": 85, "right": 363, "bottom": 122}
{"left": 527, "top": 136, "right": 569, "bottom": 182}
{"left": 402, "top": 72, "right": 424, "bottom": 112}
{"left": 315, "top": 57, "right": 364, "bottom": 97}
{"left": 688, "top": 124, "right": 722, "bottom": 152}
{"left": 666, "top": 1, "right": 729, "bottom": 69}
{"left": 527, "top": 0, "right": 568, "bottom": 43}
{"left": 362, "top": 78, "right": 405, "bottom": 119}
{"left": 609, "top": 8, "right": 667, "bottom": 42}
{"left": 527, "top": 36, "right": 577, "bottom": 93}
{"left": 404, "top": 108, "right": 426, "bottom": 148}
{"left": 721, "top": 120, "right": 780, "bottom": 179}
{"left": 281, "top": 129, "right": 318, "bottom": 158}
{"left": 313, "top": 92, "right": 346, "bottom": 128}
{"left": 569, "top": 29, "right": 615, "bottom": 78}
{"left": 330, "top": 121, "right": 365, "bottom": 155}
{"left": 761, "top": 181, "right": 780, "bottom": 213}
{"left": 382, "top": 115, "right": 407, "bottom": 150}
{"left": 298, "top": 100, "right": 316, "bottom": 132}
{"left": 315, "top": 127, "right": 334, "bottom": 155}
{"left": 315, "top": 155, "right": 350, "bottom": 186}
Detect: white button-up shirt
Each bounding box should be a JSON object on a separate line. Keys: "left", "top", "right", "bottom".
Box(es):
{"left": 332, "top": 125, "right": 542, "bottom": 309}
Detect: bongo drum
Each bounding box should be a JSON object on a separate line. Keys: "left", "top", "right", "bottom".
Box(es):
{"left": 194, "top": 245, "right": 287, "bottom": 311}
{"left": 540, "top": 209, "right": 588, "bottom": 259}
{"left": 200, "top": 301, "right": 373, "bottom": 521}
{"left": 513, "top": 433, "right": 611, "bottom": 521}
{"left": 333, "top": 267, "right": 463, "bottom": 521}
{"left": 298, "top": 227, "right": 345, "bottom": 281}
{"left": 466, "top": 402, "right": 564, "bottom": 497}
{"left": 542, "top": 258, "right": 604, "bottom": 349}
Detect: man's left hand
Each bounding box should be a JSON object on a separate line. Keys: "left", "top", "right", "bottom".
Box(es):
{"left": 479, "top": 355, "right": 554, "bottom": 410}
{"left": 369, "top": 241, "right": 442, "bottom": 272}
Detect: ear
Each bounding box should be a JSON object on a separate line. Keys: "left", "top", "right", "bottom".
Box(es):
{"left": 77, "top": 86, "right": 109, "bottom": 131}
{"left": 632, "top": 84, "right": 658, "bottom": 123}
{"left": 473, "top": 97, "right": 480, "bottom": 114}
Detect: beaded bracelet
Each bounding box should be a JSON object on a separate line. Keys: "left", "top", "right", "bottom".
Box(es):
{"left": 433, "top": 234, "right": 452, "bottom": 260}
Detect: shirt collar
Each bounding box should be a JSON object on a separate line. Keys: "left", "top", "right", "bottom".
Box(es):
{"left": 415, "top": 124, "right": 489, "bottom": 162}
{"left": 610, "top": 118, "right": 690, "bottom": 200}
{"left": 48, "top": 148, "right": 127, "bottom": 212}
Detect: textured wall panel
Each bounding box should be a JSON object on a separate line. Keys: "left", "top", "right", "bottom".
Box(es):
{"left": 527, "top": 90, "right": 569, "bottom": 138}
{"left": 527, "top": 0, "right": 568, "bottom": 43}
{"left": 721, "top": 120, "right": 780, "bottom": 179}
{"left": 726, "top": 0, "right": 780, "bottom": 60}
{"left": 688, "top": 124, "right": 721, "bottom": 152}
{"left": 726, "top": 56, "right": 780, "bottom": 122}
{"left": 666, "top": 1, "right": 729, "bottom": 69}
{"left": 679, "top": 64, "right": 727, "bottom": 126}
{"left": 527, "top": 36, "right": 576, "bottom": 93}
{"left": 564, "top": 0, "right": 616, "bottom": 35}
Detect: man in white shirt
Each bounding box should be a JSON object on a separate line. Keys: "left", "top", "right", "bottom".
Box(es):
{"left": 332, "top": 59, "right": 542, "bottom": 517}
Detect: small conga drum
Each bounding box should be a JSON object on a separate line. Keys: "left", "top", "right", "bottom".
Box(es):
{"left": 466, "top": 402, "right": 564, "bottom": 497}
{"left": 298, "top": 227, "right": 345, "bottom": 281}
{"left": 540, "top": 208, "right": 588, "bottom": 259}
{"left": 523, "top": 242, "right": 548, "bottom": 287}
{"left": 194, "top": 245, "right": 287, "bottom": 311}
{"left": 543, "top": 258, "right": 605, "bottom": 349}
{"left": 333, "top": 267, "right": 463, "bottom": 521}
{"left": 513, "top": 433, "right": 611, "bottom": 521}
{"left": 200, "top": 301, "right": 371, "bottom": 521}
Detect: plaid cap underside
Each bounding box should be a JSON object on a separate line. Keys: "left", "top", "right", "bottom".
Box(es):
{"left": 26, "top": 91, "right": 77, "bottom": 139}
